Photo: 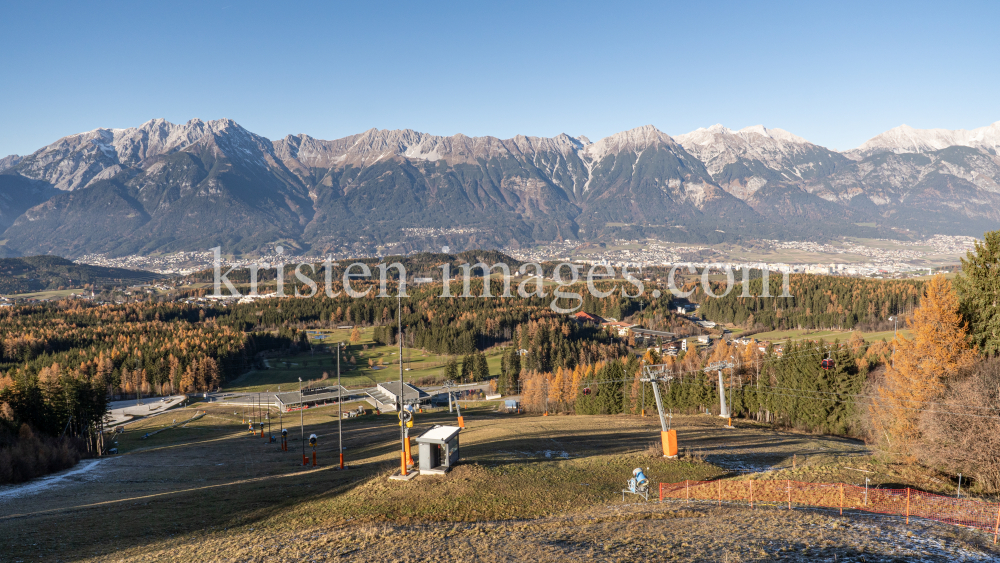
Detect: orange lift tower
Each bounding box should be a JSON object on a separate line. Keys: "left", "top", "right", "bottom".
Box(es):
{"left": 641, "top": 364, "right": 678, "bottom": 458}
{"left": 443, "top": 380, "right": 465, "bottom": 428}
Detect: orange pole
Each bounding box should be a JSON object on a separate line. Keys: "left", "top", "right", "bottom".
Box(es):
{"left": 400, "top": 451, "right": 408, "bottom": 476}
{"left": 312, "top": 451, "right": 316, "bottom": 467}
{"left": 839, "top": 483, "right": 844, "bottom": 516}
{"left": 302, "top": 455, "right": 308, "bottom": 466}
{"left": 340, "top": 452, "right": 344, "bottom": 469}
{"left": 906, "top": 488, "right": 911, "bottom": 525}
{"left": 457, "top": 416, "right": 465, "bottom": 428}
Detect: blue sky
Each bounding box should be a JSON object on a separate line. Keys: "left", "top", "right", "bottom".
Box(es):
{"left": 2, "top": 0, "right": 997, "bottom": 156}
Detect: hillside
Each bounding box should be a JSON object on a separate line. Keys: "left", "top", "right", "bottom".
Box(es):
{"left": 0, "top": 255, "right": 163, "bottom": 294}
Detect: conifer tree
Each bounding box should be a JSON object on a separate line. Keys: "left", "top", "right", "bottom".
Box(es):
{"left": 473, "top": 352, "right": 490, "bottom": 382}
{"left": 460, "top": 354, "right": 474, "bottom": 382}
{"left": 444, "top": 357, "right": 458, "bottom": 382}
{"left": 955, "top": 230, "right": 1000, "bottom": 356}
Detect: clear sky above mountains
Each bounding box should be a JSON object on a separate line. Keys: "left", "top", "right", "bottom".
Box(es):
{"left": 2, "top": 0, "right": 997, "bottom": 157}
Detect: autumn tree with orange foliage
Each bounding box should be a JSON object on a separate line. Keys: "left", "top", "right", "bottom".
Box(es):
{"left": 869, "top": 275, "right": 977, "bottom": 459}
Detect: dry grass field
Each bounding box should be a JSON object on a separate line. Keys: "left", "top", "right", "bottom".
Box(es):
{"left": 1, "top": 404, "right": 998, "bottom": 562}
{"left": 224, "top": 327, "right": 502, "bottom": 394}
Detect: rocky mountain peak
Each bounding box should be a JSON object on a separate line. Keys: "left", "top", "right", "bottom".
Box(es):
{"left": 582, "top": 125, "right": 676, "bottom": 162}
{"left": 0, "top": 154, "right": 22, "bottom": 173}
{"left": 9, "top": 118, "right": 273, "bottom": 191}
{"left": 675, "top": 124, "right": 845, "bottom": 200}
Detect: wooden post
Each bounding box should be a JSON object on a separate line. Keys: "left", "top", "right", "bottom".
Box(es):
{"left": 993, "top": 500, "right": 999, "bottom": 544}
{"left": 686, "top": 480, "right": 690, "bottom": 503}
{"left": 839, "top": 483, "right": 844, "bottom": 516}
{"left": 787, "top": 480, "right": 791, "bottom": 510}
{"left": 906, "top": 488, "right": 911, "bottom": 525}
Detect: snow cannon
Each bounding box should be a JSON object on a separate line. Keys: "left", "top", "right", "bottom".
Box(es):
{"left": 631, "top": 468, "right": 649, "bottom": 493}
{"left": 623, "top": 468, "right": 650, "bottom": 501}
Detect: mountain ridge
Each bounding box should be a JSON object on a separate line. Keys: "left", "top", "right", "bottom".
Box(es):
{"left": 1, "top": 118, "right": 998, "bottom": 258}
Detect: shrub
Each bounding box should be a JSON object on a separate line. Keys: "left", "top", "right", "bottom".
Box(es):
{"left": 917, "top": 357, "right": 1000, "bottom": 493}
{"left": 0, "top": 424, "right": 83, "bottom": 485}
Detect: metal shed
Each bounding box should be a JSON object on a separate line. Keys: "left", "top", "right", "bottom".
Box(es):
{"left": 414, "top": 425, "right": 461, "bottom": 474}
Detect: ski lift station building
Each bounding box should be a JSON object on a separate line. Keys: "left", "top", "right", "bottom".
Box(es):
{"left": 275, "top": 386, "right": 353, "bottom": 411}
{"left": 364, "top": 382, "right": 430, "bottom": 411}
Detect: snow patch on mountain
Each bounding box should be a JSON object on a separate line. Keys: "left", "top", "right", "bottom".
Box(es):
{"left": 852, "top": 121, "right": 1000, "bottom": 156}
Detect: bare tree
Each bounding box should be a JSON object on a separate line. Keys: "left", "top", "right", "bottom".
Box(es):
{"left": 918, "top": 357, "right": 1000, "bottom": 493}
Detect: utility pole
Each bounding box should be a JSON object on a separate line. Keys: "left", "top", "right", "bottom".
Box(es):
{"left": 398, "top": 296, "right": 407, "bottom": 475}
{"left": 889, "top": 316, "right": 898, "bottom": 368}
{"left": 338, "top": 341, "right": 343, "bottom": 469}
{"left": 728, "top": 356, "right": 736, "bottom": 421}
{"left": 545, "top": 377, "right": 549, "bottom": 414}
{"left": 299, "top": 377, "right": 305, "bottom": 466}
{"left": 136, "top": 358, "right": 142, "bottom": 405}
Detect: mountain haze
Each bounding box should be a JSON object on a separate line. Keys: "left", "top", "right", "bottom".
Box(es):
{"left": 1, "top": 118, "right": 998, "bottom": 258}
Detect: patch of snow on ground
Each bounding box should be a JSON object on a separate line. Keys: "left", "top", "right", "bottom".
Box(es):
{"left": 0, "top": 459, "right": 106, "bottom": 500}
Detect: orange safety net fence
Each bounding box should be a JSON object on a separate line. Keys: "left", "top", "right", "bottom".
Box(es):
{"left": 660, "top": 479, "right": 1000, "bottom": 542}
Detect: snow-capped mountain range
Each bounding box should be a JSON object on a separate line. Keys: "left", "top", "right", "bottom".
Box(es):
{"left": 0, "top": 118, "right": 997, "bottom": 258}
{"left": 851, "top": 122, "right": 1000, "bottom": 157}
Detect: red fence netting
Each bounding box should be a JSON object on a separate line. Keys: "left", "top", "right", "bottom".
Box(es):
{"left": 659, "top": 479, "right": 1000, "bottom": 542}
